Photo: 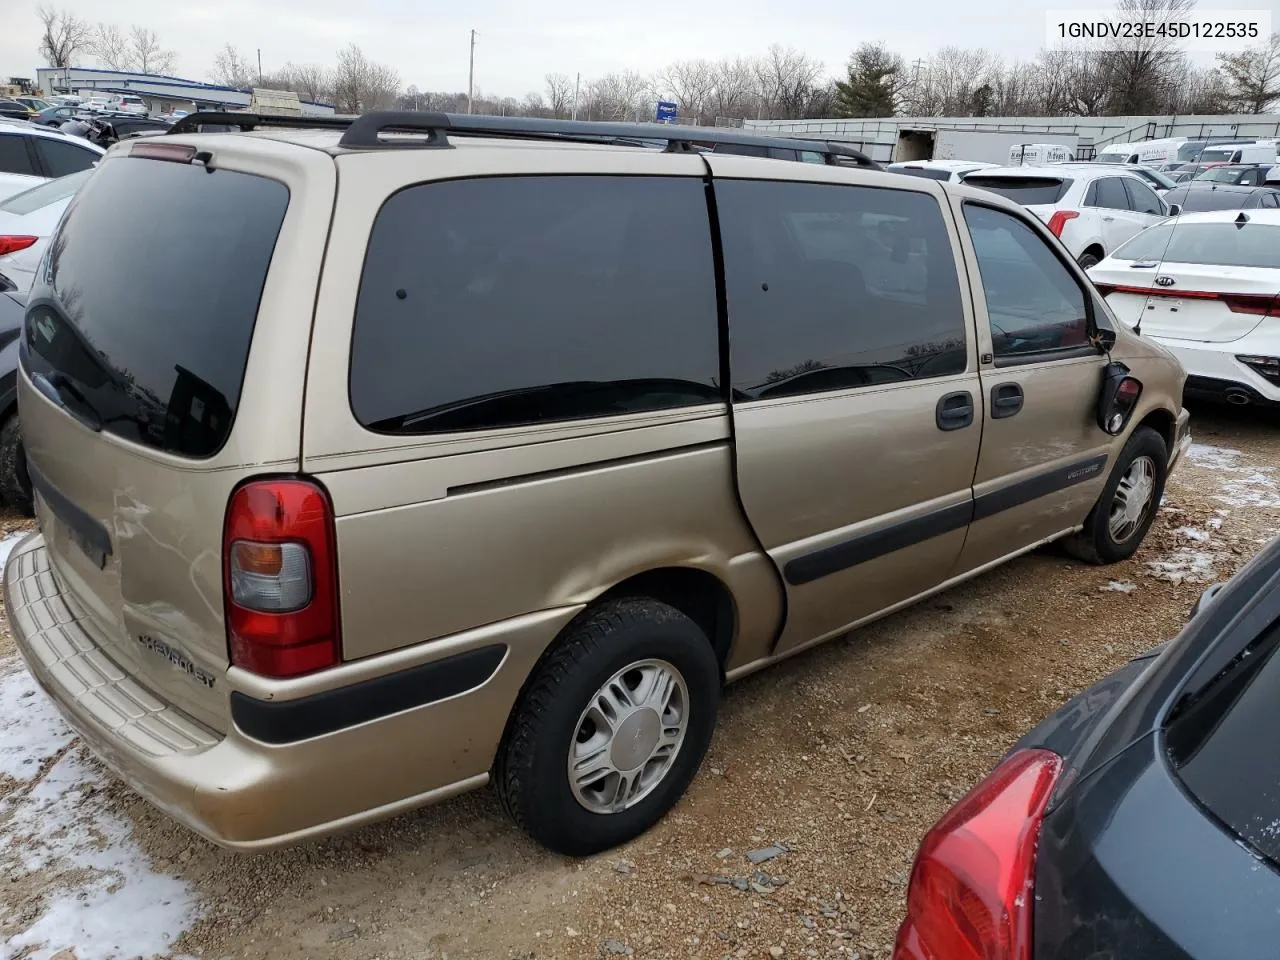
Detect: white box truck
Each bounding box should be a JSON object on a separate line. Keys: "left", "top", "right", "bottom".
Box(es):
{"left": 930, "top": 129, "right": 1079, "bottom": 165}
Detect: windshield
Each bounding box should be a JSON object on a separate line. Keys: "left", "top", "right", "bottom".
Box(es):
{"left": 0, "top": 169, "right": 91, "bottom": 215}
{"left": 1093, "top": 153, "right": 1128, "bottom": 164}
{"left": 1199, "top": 148, "right": 1237, "bottom": 164}
{"left": 963, "top": 176, "right": 1070, "bottom": 204}
{"left": 1196, "top": 167, "right": 1247, "bottom": 183}
{"left": 1112, "top": 221, "right": 1280, "bottom": 269}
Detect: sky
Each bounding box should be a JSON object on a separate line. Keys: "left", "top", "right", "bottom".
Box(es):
{"left": 1, "top": 0, "right": 1271, "bottom": 99}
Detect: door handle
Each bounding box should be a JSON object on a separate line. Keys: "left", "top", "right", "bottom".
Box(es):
{"left": 1102, "top": 216, "right": 1116, "bottom": 222}
{"left": 936, "top": 390, "right": 975, "bottom": 431}
{"left": 990, "top": 382, "right": 1024, "bottom": 419}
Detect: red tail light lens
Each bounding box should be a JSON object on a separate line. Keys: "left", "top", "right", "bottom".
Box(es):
{"left": 223, "top": 478, "right": 341, "bottom": 678}
{"left": 0, "top": 236, "right": 38, "bottom": 257}
{"left": 1046, "top": 211, "right": 1079, "bottom": 238}
{"left": 894, "top": 749, "right": 1063, "bottom": 960}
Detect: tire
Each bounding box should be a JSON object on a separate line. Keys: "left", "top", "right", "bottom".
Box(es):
{"left": 1077, "top": 251, "right": 1101, "bottom": 270}
{"left": 0, "top": 416, "right": 33, "bottom": 517}
{"left": 495, "top": 598, "right": 720, "bottom": 856}
{"left": 1065, "top": 426, "right": 1167, "bottom": 565}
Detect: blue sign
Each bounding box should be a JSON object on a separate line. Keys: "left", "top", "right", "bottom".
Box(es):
{"left": 656, "top": 100, "right": 678, "bottom": 123}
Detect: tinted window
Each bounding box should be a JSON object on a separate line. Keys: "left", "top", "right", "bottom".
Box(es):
{"left": 23, "top": 156, "right": 288, "bottom": 458}
{"left": 350, "top": 176, "right": 720, "bottom": 434}
{"left": 964, "top": 176, "right": 1070, "bottom": 205}
{"left": 1166, "top": 618, "right": 1280, "bottom": 866}
{"left": 1089, "top": 177, "right": 1131, "bottom": 210}
{"left": 964, "top": 205, "right": 1090, "bottom": 358}
{"left": 1112, "top": 221, "right": 1280, "bottom": 269}
{"left": 0, "top": 134, "right": 35, "bottom": 176}
{"left": 33, "top": 137, "right": 98, "bottom": 178}
{"left": 717, "top": 180, "right": 966, "bottom": 399}
{"left": 799, "top": 151, "right": 825, "bottom": 164}
{"left": 714, "top": 143, "right": 770, "bottom": 158}
{"left": 1124, "top": 178, "right": 1165, "bottom": 215}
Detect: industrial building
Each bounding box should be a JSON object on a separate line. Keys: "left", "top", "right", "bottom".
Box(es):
{"left": 745, "top": 112, "right": 1280, "bottom": 164}
{"left": 34, "top": 66, "right": 334, "bottom": 116}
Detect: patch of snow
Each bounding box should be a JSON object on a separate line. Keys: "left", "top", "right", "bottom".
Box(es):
{"left": 1146, "top": 550, "right": 1219, "bottom": 584}
{"left": 1103, "top": 580, "right": 1138, "bottom": 594}
{"left": 0, "top": 659, "right": 200, "bottom": 960}
{"left": 1188, "top": 443, "right": 1244, "bottom": 471}
{"left": 1175, "top": 526, "right": 1212, "bottom": 543}
{"left": 0, "top": 530, "right": 28, "bottom": 571}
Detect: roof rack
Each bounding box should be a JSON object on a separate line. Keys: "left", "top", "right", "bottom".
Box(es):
{"left": 167, "top": 109, "right": 880, "bottom": 169}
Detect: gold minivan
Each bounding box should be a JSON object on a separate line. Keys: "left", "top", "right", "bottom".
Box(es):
{"left": 6, "top": 113, "right": 1191, "bottom": 856}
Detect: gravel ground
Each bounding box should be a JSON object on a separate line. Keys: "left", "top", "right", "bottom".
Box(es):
{"left": 2, "top": 403, "right": 1278, "bottom": 960}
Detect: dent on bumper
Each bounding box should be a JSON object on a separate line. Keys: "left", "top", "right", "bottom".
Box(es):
{"left": 5, "top": 534, "right": 578, "bottom": 850}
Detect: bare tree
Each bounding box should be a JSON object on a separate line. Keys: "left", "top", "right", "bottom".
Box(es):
{"left": 584, "top": 70, "right": 652, "bottom": 120}
{"left": 1219, "top": 33, "right": 1280, "bottom": 113}
{"left": 212, "top": 44, "right": 255, "bottom": 88}
{"left": 332, "top": 44, "right": 400, "bottom": 113}
{"left": 37, "top": 5, "right": 92, "bottom": 69}
{"left": 521, "top": 92, "right": 551, "bottom": 118}
{"left": 754, "top": 45, "right": 825, "bottom": 119}
{"left": 707, "top": 57, "right": 759, "bottom": 121}
{"left": 544, "top": 72, "right": 574, "bottom": 118}
{"left": 659, "top": 59, "right": 717, "bottom": 122}
{"left": 130, "top": 26, "right": 176, "bottom": 75}
{"left": 1099, "top": 0, "right": 1196, "bottom": 114}
{"left": 91, "top": 23, "right": 130, "bottom": 70}
{"left": 277, "top": 62, "right": 332, "bottom": 103}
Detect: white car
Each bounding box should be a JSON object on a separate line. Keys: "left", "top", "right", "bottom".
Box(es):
{"left": 1089, "top": 209, "right": 1280, "bottom": 408}
{"left": 83, "top": 96, "right": 111, "bottom": 114}
{"left": 961, "top": 166, "right": 1175, "bottom": 268}
{"left": 0, "top": 169, "right": 89, "bottom": 293}
{"left": 0, "top": 124, "right": 104, "bottom": 195}
{"left": 887, "top": 159, "right": 997, "bottom": 182}
{"left": 105, "top": 95, "right": 147, "bottom": 116}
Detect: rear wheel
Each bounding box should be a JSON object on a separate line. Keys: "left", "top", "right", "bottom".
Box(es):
{"left": 1065, "top": 426, "right": 1167, "bottom": 564}
{"left": 495, "top": 598, "right": 720, "bottom": 856}
{"left": 1077, "top": 251, "right": 1101, "bottom": 270}
{"left": 0, "top": 416, "right": 33, "bottom": 517}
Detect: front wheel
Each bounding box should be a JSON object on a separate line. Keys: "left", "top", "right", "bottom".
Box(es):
{"left": 1065, "top": 426, "right": 1167, "bottom": 564}
{"left": 495, "top": 598, "right": 720, "bottom": 856}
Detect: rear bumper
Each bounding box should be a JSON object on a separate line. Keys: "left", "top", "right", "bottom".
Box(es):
{"left": 5, "top": 534, "right": 578, "bottom": 850}
{"left": 1155, "top": 336, "right": 1280, "bottom": 405}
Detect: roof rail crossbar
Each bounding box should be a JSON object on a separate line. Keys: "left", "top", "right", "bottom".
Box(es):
{"left": 167, "top": 111, "right": 356, "bottom": 135}
{"left": 338, "top": 112, "right": 880, "bottom": 167}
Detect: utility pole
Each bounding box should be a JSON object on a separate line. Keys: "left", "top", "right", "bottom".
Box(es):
{"left": 572, "top": 72, "right": 580, "bottom": 120}
{"left": 257, "top": 49, "right": 263, "bottom": 86}
{"left": 467, "top": 29, "right": 477, "bottom": 114}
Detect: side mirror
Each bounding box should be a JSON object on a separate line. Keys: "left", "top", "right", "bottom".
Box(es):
{"left": 1167, "top": 203, "right": 1183, "bottom": 217}
{"left": 1096, "top": 361, "right": 1142, "bottom": 435}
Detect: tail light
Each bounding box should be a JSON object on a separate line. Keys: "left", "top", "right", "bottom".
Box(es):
{"left": 1046, "top": 211, "right": 1079, "bottom": 237}
{"left": 0, "top": 236, "right": 38, "bottom": 257}
{"left": 894, "top": 749, "right": 1063, "bottom": 960}
{"left": 223, "top": 478, "right": 341, "bottom": 678}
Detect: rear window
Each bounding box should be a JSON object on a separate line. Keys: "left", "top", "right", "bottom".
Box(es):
{"left": 1166, "top": 615, "right": 1280, "bottom": 867}
{"left": 893, "top": 166, "right": 951, "bottom": 181}
{"left": 1112, "top": 221, "right": 1280, "bottom": 269}
{"left": 349, "top": 175, "right": 721, "bottom": 434}
{"left": 963, "top": 176, "right": 1070, "bottom": 205}
{"left": 0, "top": 169, "right": 89, "bottom": 214}
{"left": 22, "top": 156, "right": 288, "bottom": 458}
{"left": 1196, "top": 167, "right": 1246, "bottom": 183}
{"left": 1092, "top": 153, "right": 1128, "bottom": 164}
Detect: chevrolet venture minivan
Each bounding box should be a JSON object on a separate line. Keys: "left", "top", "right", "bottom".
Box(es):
{"left": 7, "top": 112, "right": 1191, "bottom": 856}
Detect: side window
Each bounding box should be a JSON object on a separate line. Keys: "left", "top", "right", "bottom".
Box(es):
{"left": 799, "top": 151, "right": 825, "bottom": 164}
{"left": 350, "top": 176, "right": 721, "bottom": 435}
{"left": 1089, "top": 178, "right": 1131, "bottom": 210}
{"left": 1244, "top": 169, "right": 1263, "bottom": 185}
{"left": 0, "top": 134, "right": 36, "bottom": 177}
{"left": 767, "top": 148, "right": 799, "bottom": 162}
{"left": 1124, "top": 178, "right": 1165, "bottom": 215}
{"left": 716, "top": 180, "right": 968, "bottom": 399}
{"left": 34, "top": 138, "right": 98, "bottom": 177}
{"left": 963, "top": 205, "right": 1091, "bottom": 360}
